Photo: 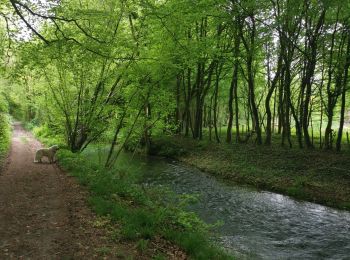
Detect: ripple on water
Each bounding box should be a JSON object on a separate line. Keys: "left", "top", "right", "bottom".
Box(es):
{"left": 135, "top": 157, "right": 350, "bottom": 259}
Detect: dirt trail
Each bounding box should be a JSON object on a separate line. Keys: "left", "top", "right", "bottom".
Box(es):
{"left": 0, "top": 123, "right": 133, "bottom": 259}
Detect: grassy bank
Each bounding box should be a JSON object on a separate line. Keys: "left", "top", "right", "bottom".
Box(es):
{"left": 57, "top": 149, "right": 231, "bottom": 259}
{"left": 0, "top": 114, "right": 11, "bottom": 167}
{"left": 150, "top": 135, "right": 350, "bottom": 211}
{"left": 0, "top": 95, "right": 11, "bottom": 168}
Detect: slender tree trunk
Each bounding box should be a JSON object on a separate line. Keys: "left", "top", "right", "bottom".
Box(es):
{"left": 336, "top": 34, "right": 350, "bottom": 151}
{"left": 184, "top": 68, "right": 192, "bottom": 137}
{"left": 175, "top": 74, "right": 181, "bottom": 133}
{"left": 325, "top": 108, "right": 334, "bottom": 149}
{"left": 319, "top": 99, "right": 323, "bottom": 148}
{"left": 214, "top": 64, "right": 221, "bottom": 143}
{"left": 272, "top": 87, "right": 277, "bottom": 134}
{"left": 209, "top": 96, "right": 213, "bottom": 141}
{"left": 240, "top": 15, "right": 262, "bottom": 144}
{"left": 301, "top": 9, "right": 326, "bottom": 148}
{"left": 194, "top": 63, "right": 203, "bottom": 139}
{"left": 143, "top": 102, "right": 151, "bottom": 154}
{"left": 278, "top": 75, "right": 284, "bottom": 134}
{"left": 227, "top": 73, "right": 234, "bottom": 143}
{"left": 227, "top": 19, "right": 241, "bottom": 143}
{"left": 265, "top": 53, "right": 282, "bottom": 145}
{"left": 337, "top": 81, "right": 347, "bottom": 151}
{"left": 324, "top": 22, "right": 338, "bottom": 149}
{"left": 234, "top": 77, "right": 240, "bottom": 142}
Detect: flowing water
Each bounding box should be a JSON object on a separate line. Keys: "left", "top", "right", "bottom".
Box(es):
{"left": 117, "top": 154, "right": 350, "bottom": 259}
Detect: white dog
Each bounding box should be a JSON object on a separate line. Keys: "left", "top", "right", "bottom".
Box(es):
{"left": 34, "top": 145, "right": 59, "bottom": 163}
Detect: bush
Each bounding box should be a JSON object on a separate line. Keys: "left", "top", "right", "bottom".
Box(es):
{"left": 31, "top": 124, "right": 66, "bottom": 148}
{"left": 0, "top": 96, "right": 9, "bottom": 114}
{"left": 0, "top": 113, "right": 11, "bottom": 165}
{"left": 149, "top": 136, "right": 187, "bottom": 157}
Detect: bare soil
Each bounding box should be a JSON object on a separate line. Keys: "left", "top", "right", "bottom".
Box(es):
{"left": 0, "top": 123, "right": 139, "bottom": 259}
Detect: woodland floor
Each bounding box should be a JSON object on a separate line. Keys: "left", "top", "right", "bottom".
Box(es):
{"left": 0, "top": 123, "right": 161, "bottom": 259}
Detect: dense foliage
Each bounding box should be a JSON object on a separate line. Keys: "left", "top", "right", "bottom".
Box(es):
{"left": 0, "top": 0, "right": 350, "bottom": 161}
{"left": 1, "top": 1, "right": 350, "bottom": 257}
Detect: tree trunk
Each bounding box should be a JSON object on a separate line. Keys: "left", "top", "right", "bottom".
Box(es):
{"left": 227, "top": 19, "right": 241, "bottom": 143}
{"left": 265, "top": 53, "right": 282, "bottom": 145}
{"left": 234, "top": 75, "right": 240, "bottom": 143}
{"left": 214, "top": 64, "right": 221, "bottom": 143}
{"left": 336, "top": 34, "right": 350, "bottom": 151}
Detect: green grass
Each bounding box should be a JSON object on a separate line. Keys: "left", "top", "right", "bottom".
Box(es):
{"left": 56, "top": 148, "right": 233, "bottom": 259}
{"left": 200, "top": 125, "right": 350, "bottom": 150}
{"left": 151, "top": 134, "right": 350, "bottom": 211}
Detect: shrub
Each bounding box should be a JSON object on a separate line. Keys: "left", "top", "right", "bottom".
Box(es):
{"left": 0, "top": 113, "right": 11, "bottom": 165}
{"left": 31, "top": 124, "right": 66, "bottom": 148}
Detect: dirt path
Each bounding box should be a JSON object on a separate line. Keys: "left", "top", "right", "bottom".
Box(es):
{"left": 0, "top": 123, "right": 135, "bottom": 259}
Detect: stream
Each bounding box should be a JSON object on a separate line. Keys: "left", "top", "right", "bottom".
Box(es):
{"left": 117, "top": 154, "right": 350, "bottom": 259}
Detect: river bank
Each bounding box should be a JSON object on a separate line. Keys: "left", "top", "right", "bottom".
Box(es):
{"left": 150, "top": 136, "right": 350, "bottom": 211}
{"left": 56, "top": 147, "right": 233, "bottom": 259}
